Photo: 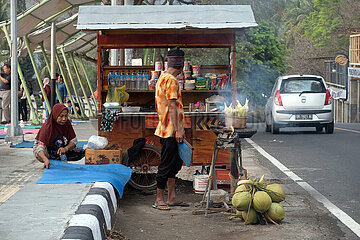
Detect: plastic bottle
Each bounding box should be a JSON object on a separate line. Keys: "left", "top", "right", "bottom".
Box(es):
{"left": 131, "top": 70, "right": 137, "bottom": 90}
{"left": 143, "top": 70, "right": 149, "bottom": 90}
{"left": 108, "top": 70, "right": 114, "bottom": 85}
{"left": 114, "top": 70, "right": 120, "bottom": 86}
{"left": 125, "top": 70, "right": 131, "bottom": 90}
{"left": 136, "top": 70, "right": 142, "bottom": 90}
{"left": 120, "top": 70, "right": 125, "bottom": 87}
{"left": 60, "top": 154, "right": 67, "bottom": 161}
{"left": 107, "top": 71, "right": 115, "bottom": 102}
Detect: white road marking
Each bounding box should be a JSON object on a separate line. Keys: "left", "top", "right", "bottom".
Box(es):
{"left": 0, "top": 185, "right": 22, "bottom": 204}
{"left": 245, "top": 138, "right": 360, "bottom": 238}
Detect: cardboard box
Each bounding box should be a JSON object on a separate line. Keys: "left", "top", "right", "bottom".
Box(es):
{"left": 85, "top": 148, "right": 122, "bottom": 165}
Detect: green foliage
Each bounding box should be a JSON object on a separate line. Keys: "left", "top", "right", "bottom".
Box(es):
{"left": 236, "top": 22, "right": 285, "bottom": 105}
{"left": 302, "top": 0, "right": 341, "bottom": 47}
{"left": 183, "top": 48, "right": 228, "bottom": 65}
{"left": 0, "top": 0, "right": 9, "bottom": 64}
{"left": 19, "top": 55, "right": 35, "bottom": 83}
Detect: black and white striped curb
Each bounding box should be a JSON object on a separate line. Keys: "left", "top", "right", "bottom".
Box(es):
{"left": 62, "top": 182, "right": 117, "bottom": 240}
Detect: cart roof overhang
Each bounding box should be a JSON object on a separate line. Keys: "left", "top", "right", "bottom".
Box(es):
{"left": 76, "top": 5, "right": 257, "bottom": 48}
{"left": 77, "top": 5, "right": 257, "bottom": 31}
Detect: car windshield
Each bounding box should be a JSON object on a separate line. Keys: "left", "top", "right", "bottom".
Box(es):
{"left": 280, "top": 78, "right": 326, "bottom": 94}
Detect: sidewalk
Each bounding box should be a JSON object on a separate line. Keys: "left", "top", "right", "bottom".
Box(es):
{"left": 0, "top": 120, "right": 98, "bottom": 240}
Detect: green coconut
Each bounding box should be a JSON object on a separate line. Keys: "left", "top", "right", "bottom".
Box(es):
{"left": 266, "top": 184, "right": 285, "bottom": 203}
{"left": 266, "top": 202, "right": 285, "bottom": 223}
{"left": 235, "top": 184, "right": 248, "bottom": 193}
{"left": 241, "top": 208, "right": 258, "bottom": 224}
{"left": 232, "top": 191, "right": 251, "bottom": 211}
{"left": 235, "top": 210, "right": 243, "bottom": 219}
{"left": 253, "top": 191, "right": 272, "bottom": 213}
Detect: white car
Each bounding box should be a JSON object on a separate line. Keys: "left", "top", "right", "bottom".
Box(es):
{"left": 265, "top": 75, "right": 334, "bottom": 134}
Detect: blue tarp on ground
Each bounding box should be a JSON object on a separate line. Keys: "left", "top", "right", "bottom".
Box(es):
{"left": 37, "top": 160, "right": 132, "bottom": 198}
{"left": 10, "top": 140, "right": 34, "bottom": 148}
{"left": 10, "top": 140, "right": 87, "bottom": 149}
{"left": 77, "top": 141, "right": 87, "bottom": 149}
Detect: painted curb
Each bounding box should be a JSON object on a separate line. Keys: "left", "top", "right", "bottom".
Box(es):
{"left": 62, "top": 182, "right": 117, "bottom": 240}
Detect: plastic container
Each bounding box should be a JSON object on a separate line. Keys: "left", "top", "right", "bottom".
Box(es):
{"left": 183, "top": 62, "right": 190, "bottom": 71}
{"left": 193, "top": 175, "right": 208, "bottom": 194}
{"left": 155, "top": 61, "right": 163, "bottom": 71}
{"left": 60, "top": 154, "right": 67, "bottom": 161}
{"left": 192, "top": 65, "right": 200, "bottom": 75}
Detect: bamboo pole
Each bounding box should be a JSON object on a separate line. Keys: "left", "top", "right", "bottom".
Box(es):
{"left": 70, "top": 52, "right": 94, "bottom": 117}
{"left": 23, "top": 35, "right": 51, "bottom": 114}
{"left": 39, "top": 43, "right": 63, "bottom": 104}
{"left": 60, "top": 47, "right": 87, "bottom": 118}
{"left": 56, "top": 52, "right": 80, "bottom": 119}
{"left": 2, "top": 26, "right": 40, "bottom": 124}
{"left": 79, "top": 58, "right": 98, "bottom": 113}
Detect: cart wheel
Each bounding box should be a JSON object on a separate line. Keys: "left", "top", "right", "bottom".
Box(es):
{"left": 122, "top": 144, "right": 161, "bottom": 191}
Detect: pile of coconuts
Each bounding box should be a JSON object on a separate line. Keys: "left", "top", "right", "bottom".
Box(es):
{"left": 232, "top": 175, "right": 285, "bottom": 225}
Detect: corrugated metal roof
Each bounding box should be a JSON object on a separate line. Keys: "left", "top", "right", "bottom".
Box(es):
{"left": 0, "top": 0, "right": 100, "bottom": 38}
{"left": 76, "top": 5, "right": 257, "bottom": 31}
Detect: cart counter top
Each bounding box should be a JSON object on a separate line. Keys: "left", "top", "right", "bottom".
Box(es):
{"left": 100, "top": 111, "right": 225, "bottom": 117}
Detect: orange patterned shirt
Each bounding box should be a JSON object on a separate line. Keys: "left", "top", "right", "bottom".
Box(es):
{"left": 155, "top": 72, "right": 184, "bottom": 138}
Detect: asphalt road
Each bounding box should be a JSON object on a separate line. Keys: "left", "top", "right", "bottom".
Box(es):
{"left": 249, "top": 122, "right": 360, "bottom": 238}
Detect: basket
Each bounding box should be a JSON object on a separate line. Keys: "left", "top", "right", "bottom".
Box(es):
{"left": 225, "top": 116, "right": 247, "bottom": 129}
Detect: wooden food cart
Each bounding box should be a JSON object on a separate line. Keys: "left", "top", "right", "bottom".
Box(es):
{"left": 77, "top": 5, "right": 258, "bottom": 190}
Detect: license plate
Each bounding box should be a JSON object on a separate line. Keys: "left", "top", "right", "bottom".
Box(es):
{"left": 295, "top": 114, "right": 313, "bottom": 120}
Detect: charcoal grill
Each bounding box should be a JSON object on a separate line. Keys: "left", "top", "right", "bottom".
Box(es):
{"left": 202, "top": 124, "right": 257, "bottom": 216}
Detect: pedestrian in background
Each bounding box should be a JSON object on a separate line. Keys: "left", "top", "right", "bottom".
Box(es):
{"left": 18, "top": 83, "right": 28, "bottom": 122}
{"left": 0, "top": 64, "right": 11, "bottom": 124}
{"left": 56, "top": 73, "right": 67, "bottom": 103}
{"left": 42, "top": 77, "right": 51, "bottom": 119}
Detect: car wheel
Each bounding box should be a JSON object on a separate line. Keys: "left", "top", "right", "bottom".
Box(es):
{"left": 271, "top": 117, "right": 280, "bottom": 134}
{"left": 316, "top": 126, "right": 323, "bottom": 132}
{"left": 325, "top": 122, "right": 334, "bottom": 134}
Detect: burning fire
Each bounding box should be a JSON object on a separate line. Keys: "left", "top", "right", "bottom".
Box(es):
{"left": 231, "top": 126, "right": 235, "bottom": 133}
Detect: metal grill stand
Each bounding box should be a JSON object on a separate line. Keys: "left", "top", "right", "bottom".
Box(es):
{"left": 202, "top": 126, "right": 256, "bottom": 216}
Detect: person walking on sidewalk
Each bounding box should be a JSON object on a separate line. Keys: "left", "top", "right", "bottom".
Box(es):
{"left": 153, "top": 48, "right": 189, "bottom": 211}
{"left": 41, "top": 77, "right": 51, "bottom": 119}
{"left": 33, "top": 103, "right": 85, "bottom": 169}
{"left": 18, "top": 83, "right": 28, "bottom": 122}
{"left": 56, "top": 74, "right": 67, "bottom": 103}
{"left": 0, "top": 64, "right": 11, "bottom": 124}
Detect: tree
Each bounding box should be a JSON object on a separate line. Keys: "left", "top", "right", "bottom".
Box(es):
{"left": 0, "top": 0, "right": 9, "bottom": 65}
{"left": 236, "top": 22, "right": 285, "bottom": 106}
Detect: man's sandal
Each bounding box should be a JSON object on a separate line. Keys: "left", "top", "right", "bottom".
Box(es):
{"left": 152, "top": 204, "right": 171, "bottom": 211}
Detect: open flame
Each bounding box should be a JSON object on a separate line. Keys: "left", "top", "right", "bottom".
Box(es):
{"left": 230, "top": 126, "right": 235, "bottom": 133}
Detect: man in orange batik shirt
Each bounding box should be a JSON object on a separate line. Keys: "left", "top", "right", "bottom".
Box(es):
{"left": 153, "top": 48, "right": 189, "bottom": 210}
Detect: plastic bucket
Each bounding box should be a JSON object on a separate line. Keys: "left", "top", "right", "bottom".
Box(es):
{"left": 193, "top": 175, "right": 208, "bottom": 194}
